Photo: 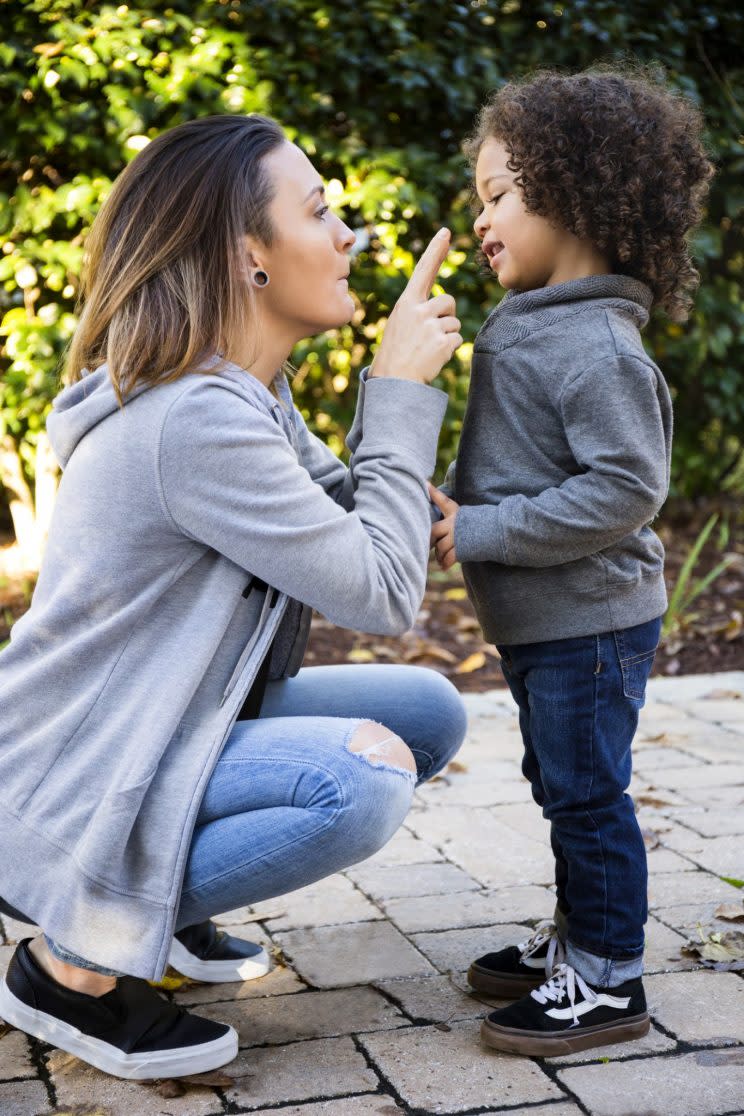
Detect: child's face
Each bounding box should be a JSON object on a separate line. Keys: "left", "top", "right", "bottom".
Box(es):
{"left": 473, "top": 138, "right": 580, "bottom": 291}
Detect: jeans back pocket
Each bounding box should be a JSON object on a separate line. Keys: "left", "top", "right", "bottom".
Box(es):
{"left": 613, "top": 618, "right": 662, "bottom": 704}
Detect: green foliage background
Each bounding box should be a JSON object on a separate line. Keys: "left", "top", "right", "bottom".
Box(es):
{"left": 2, "top": 0, "right": 743, "bottom": 522}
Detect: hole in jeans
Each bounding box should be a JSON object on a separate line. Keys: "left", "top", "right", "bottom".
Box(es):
{"left": 347, "top": 721, "right": 417, "bottom": 775}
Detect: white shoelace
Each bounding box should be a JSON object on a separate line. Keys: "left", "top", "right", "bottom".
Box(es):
{"left": 531, "top": 962, "right": 598, "bottom": 1025}
{"left": 517, "top": 919, "right": 566, "bottom": 977}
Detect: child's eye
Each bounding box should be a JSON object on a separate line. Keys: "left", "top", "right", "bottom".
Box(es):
{"left": 489, "top": 194, "right": 504, "bottom": 206}
{"left": 315, "top": 205, "right": 330, "bottom": 220}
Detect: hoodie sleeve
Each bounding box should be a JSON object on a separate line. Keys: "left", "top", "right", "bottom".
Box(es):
{"left": 159, "top": 377, "right": 447, "bottom": 635}
{"left": 454, "top": 355, "right": 671, "bottom": 567}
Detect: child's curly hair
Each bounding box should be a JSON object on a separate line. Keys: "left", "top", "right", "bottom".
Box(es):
{"left": 465, "top": 66, "right": 715, "bottom": 321}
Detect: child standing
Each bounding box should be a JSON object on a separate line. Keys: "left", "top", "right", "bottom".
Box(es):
{"left": 430, "top": 68, "right": 713, "bottom": 1056}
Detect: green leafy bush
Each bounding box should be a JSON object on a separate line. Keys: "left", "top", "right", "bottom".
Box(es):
{"left": 2, "top": 0, "right": 743, "bottom": 552}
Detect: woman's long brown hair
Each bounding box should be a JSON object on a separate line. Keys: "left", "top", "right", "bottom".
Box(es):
{"left": 65, "top": 114, "right": 286, "bottom": 400}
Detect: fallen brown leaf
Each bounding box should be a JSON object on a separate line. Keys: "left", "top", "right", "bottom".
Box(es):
{"left": 444, "top": 587, "right": 468, "bottom": 601}
{"left": 713, "top": 902, "right": 744, "bottom": 922}
{"left": 641, "top": 828, "right": 661, "bottom": 850}
{"left": 454, "top": 651, "right": 486, "bottom": 674}
{"left": 680, "top": 926, "right": 744, "bottom": 969}
{"left": 447, "top": 760, "right": 469, "bottom": 774}
{"left": 702, "top": 688, "right": 742, "bottom": 700}
{"left": 635, "top": 791, "right": 678, "bottom": 808}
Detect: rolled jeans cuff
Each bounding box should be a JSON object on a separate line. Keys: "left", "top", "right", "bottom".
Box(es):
{"left": 45, "top": 935, "right": 124, "bottom": 977}
{"left": 566, "top": 939, "right": 644, "bottom": 988}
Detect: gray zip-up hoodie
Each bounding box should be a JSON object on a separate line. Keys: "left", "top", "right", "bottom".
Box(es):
{"left": 445, "top": 275, "right": 672, "bottom": 644}
{"left": 0, "top": 361, "right": 446, "bottom": 978}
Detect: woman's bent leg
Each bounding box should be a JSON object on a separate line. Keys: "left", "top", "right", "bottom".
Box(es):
{"left": 175, "top": 715, "right": 416, "bottom": 930}
{"left": 260, "top": 664, "right": 467, "bottom": 784}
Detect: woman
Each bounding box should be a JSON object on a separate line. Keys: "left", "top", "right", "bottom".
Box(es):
{"left": 0, "top": 114, "right": 466, "bottom": 1079}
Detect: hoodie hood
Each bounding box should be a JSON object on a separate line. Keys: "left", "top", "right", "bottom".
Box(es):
{"left": 46, "top": 359, "right": 287, "bottom": 469}
{"left": 476, "top": 274, "right": 653, "bottom": 356}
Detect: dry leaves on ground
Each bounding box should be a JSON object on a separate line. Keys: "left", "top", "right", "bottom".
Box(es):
{"left": 680, "top": 926, "right": 744, "bottom": 970}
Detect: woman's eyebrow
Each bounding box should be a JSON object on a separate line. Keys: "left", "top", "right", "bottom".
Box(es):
{"left": 303, "top": 184, "right": 326, "bottom": 203}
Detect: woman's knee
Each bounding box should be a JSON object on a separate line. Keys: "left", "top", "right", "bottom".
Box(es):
{"left": 408, "top": 668, "right": 468, "bottom": 777}
{"left": 347, "top": 721, "right": 416, "bottom": 773}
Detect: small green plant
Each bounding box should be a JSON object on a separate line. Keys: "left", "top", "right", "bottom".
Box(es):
{"left": 663, "top": 513, "right": 734, "bottom": 636}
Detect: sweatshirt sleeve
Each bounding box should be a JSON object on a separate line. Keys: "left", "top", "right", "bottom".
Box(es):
{"left": 454, "top": 355, "right": 670, "bottom": 567}
{"left": 159, "top": 377, "right": 447, "bottom": 635}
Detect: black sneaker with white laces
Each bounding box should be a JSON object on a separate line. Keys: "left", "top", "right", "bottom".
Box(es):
{"left": 468, "top": 920, "right": 565, "bottom": 998}
{"left": 480, "top": 962, "right": 650, "bottom": 1056}
{"left": 0, "top": 938, "right": 238, "bottom": 1079}
{"left": 168, "top": 920, "right": 270, "bottom": 983}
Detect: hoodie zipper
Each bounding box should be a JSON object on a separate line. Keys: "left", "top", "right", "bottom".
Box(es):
{"left": 220, "top": 582, "right": 284, "bottom": 707}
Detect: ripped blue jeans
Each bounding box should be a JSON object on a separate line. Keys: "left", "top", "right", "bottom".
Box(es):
{"left": 47, "top": 664, "right": 467, "bottom": 974}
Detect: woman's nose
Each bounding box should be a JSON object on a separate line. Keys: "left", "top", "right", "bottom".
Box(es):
{"left": 336, "top": 216, "right": 356, "bottom": 253}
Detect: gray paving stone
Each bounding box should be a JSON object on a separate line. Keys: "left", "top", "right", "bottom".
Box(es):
{"left": 411, "top": 924, "right": 532, "bottom": 974}
{"left": 643, "top": 915, "right": 696, "bottom": 973}
{"left": 545, "top": 1021, "right": 676, "bottom": 1065}
{"left": 0, "top": 944, "right": 15, "bottom": 979}
{"left": 646, "top": 670, "right": 744, "bottom": 701}
{"left": 175, "top": 960, "right": 307, "bottom": 1005}
{"left": 358, "top": 829, "right": 446, "bottom": 867}
{"left": 634, "top": 746, "right": 706, "bottom": 771}
{"left": 494, "top": 803, "right": 552, "bottom": 844}
{"left": 224, "top": 1036, "right": 379, "bottom": 1109}
{"left": 650, "top": 761, "right": 744, "bottom": 790}
{"left": 671, "top": 782, "right": 744, "bottom": 809}
{"left": 250, "top": 874, "right": 383, "bottom": 931}
{"left": 558, "top": 1050, "right": 744, "bottom": 1116}
{"left": 374, "top": 973, "right": 503, "bottom": 1023}
{"left": 199, "top": 987, "right": 406, "bottom": 1047}
{"left": 670, "top": 806, "right": 744, "bottom": 837}
{"left": 360, "top": 1019, "right": 562, "bottom": 1113}
{"left": 645, "top": 846, "right": 697, "bottom": 874}
{"left": 381, "top": 885, "right": 553, "bottom": 934}
{"left": 0, "top": 1030, "right": 34, "bottom": 1079}
{"left": 243, "top": 1099, "right": 405, "bottom": 1115}
{"left": 682, "top": 834, "right": 744, "bottom": 877}
{"left": 345, "top": 861, "right": 480, "bottom": 901}
{"left": 647, "top": 871, "right": 737, "bottom": 909}
{"left": 275, "top": 921, "right": 435, "bottom": 988}
{"left": 49, "top": 1049, "right": 219, "bottom": 1114}
{"left": 0, "top": 1080, "right": 50, "bottom": 1116}
{"left": 645, "top": 970, "right": 744, "bottom": 1044}
{"left": 406, "top": 808, "right": 554, "bottom": 888}
{"left": 653, "top": 900, "right": 744, "bottom": 937}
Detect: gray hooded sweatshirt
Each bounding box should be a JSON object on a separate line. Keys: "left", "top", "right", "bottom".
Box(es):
{"left": 0, "top": 361, "right": 446, "bottom": 978}
{"left": 444, "top": 275, "right": 672, "bottom": 644}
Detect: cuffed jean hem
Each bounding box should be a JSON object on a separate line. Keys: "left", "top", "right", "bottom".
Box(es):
{"left": 566, "top": 939, "right": 644, "bottom": 987}
{"left": 45, "top": 935, "right": 124, "bottom": 977}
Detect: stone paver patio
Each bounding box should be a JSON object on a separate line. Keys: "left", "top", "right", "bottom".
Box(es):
{"left": 2, "top": 671, "right": 743, "bottom": 1116}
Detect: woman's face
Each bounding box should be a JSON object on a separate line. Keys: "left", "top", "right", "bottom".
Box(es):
{"left": 249, "top": 142, "right": 355, "bottom": 341}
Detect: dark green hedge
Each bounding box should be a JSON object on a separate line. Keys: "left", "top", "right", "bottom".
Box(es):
{"left": 2, "top": 0, "right": 743, "bottom": 514}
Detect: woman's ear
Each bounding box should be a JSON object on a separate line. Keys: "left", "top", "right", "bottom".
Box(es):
{"left": 242, "top": 234, "right": 268, "bottom": 274}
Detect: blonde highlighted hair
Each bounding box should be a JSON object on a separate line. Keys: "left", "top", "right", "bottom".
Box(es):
{"left": 65, "top": 114, "right": 286, "bottom": 398}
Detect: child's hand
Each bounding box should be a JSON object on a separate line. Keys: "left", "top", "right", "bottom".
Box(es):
{"left": 428, "top": 483, "right": 460, "bottom": 570}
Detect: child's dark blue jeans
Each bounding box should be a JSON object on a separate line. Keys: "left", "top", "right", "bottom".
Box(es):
{"left": 497, "top": 615, "right": 662, "bottom": 988}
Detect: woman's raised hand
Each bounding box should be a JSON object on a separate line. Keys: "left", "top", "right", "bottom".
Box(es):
{"left": 369, "top": 229, "right": 462, "bottom": 384}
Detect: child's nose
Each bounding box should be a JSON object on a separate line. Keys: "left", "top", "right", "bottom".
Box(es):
{"left": 473, "top": 210, "right": 487, "bottom": 238}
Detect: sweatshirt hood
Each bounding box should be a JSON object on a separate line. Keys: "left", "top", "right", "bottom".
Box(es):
{"left": 478, "top": 274, "right": 653, "bottom": 351}
{"left": 46, "top": 366, "right": 125, "bottom": 469}
{"left": 46, "top": 358, "right": 286, "bottom": 469}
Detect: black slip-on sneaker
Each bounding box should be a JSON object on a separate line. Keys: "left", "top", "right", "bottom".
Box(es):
{"left": 0, "top": 938, "right": 238, "bottom": 1079}
{"left": 468, "top": 920, "right": 565, "bottom": 998}
{"left": 168, "top": 920, "right": 270, "bottom": 983}
{"left": 480, "top": 962, "right": 650, "bottom": 1057}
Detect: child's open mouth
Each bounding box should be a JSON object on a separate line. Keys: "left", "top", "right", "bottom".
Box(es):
{"left": 484, "top": 240, "right": 505, "bottom": 270}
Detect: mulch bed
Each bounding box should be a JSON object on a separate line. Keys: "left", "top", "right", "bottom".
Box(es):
{"left": 1, "top": 503, "right": 742, "bottom": 692}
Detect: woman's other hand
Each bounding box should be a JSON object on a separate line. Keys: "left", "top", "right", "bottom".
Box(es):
{"left": 429, "top": 484, "right": 460, "bottom": 570}
{"left": 370, "top": 229, "right": 461, "bottom": 384}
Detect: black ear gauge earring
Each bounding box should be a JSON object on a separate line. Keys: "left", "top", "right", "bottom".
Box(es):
{"left": 251, "top": 269, "right": 270, "bottom": 288}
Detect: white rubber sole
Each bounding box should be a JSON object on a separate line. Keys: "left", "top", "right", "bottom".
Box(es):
{"left": 0, "top": 978, "right": 238, "bottom": 1080}
{"left": 167, "top": 937, "right": 271, "bottom": 984}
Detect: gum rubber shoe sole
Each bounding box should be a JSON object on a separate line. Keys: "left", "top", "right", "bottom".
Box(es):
{"left": 0, "top": 978, "right": 238, "bottom": 1080}
{"left": 480, "top": 1011, "right": 651, "bottom": 1057}
{"left": 168, "top": 938, "right": 271, "bottom": 983}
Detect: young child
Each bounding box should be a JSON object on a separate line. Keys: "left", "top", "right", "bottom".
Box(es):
{"left": 429, "top": 67, "right": 714, "bottom": 1057}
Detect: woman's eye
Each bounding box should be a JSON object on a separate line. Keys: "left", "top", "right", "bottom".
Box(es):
{"left": 315, "top": 205, "right": 330, "bottom": 220}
